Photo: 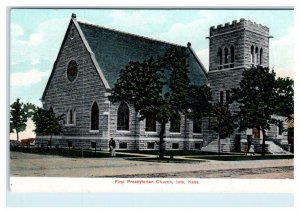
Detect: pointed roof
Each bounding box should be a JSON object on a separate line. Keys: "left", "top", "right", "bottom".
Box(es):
{"left": 42, "top": 14, "right": 208, "bottom": 100}
{"left": 76, "top": 17, "right": 208, "bottom": 88}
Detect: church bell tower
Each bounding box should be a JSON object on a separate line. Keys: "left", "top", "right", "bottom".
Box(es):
{"left": 208, "top": 18, "right": 270, "bottom": 107}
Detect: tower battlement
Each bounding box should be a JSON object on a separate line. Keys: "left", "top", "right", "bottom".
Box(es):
{"left": 210, "top": 18, "right": 269, "bottom": 36}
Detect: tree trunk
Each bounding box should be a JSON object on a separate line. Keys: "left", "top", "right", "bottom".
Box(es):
{"left": 49, "top": 134, "right": 53, "bottom": 149}
{"left": 262, "top": 128, "right": 266, "bottom": 156}
{"left": 218, "top": 134, "right": 221, "bottom": 156}
{"left": 16, "top": 131, "right": 19, "bottom": 142}
{"left": 159, "top": 122, "right": 166, "bottom": 159}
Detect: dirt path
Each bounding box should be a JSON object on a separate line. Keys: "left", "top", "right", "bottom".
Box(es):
{"left": 10, "top": 151, "right": 294, "bottom": 178}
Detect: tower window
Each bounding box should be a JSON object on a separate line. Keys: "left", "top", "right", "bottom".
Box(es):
{"left": 255, "top": 47, "right": 259, "bottom": 64}
{"left": 251, "top": 45, "right": 254, "bottom": 64}
{"left": 260, "top": 48, "right": 263, "bottom": 65}
{"left": 218, "top": 48, "right": 223, "bottom": 65}
{"left": 230, "top": 46, "right": 235, "bottom": 63}
{"left": 220, "top": 91, "right": 224, "bottom": 105}
{"left": 226, "top": 90, "right": 230, "bottom": 103}
{"left": 224, "top": 47, "right": 229, "bottom": 64}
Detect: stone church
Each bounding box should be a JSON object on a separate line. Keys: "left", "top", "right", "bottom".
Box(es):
{"left": 36, "top": 14, "right": 288, "bottom": 153}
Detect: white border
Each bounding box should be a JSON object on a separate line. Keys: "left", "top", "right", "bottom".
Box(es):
{"left": 2, "top": 0, "right": 299, "bottom": 211}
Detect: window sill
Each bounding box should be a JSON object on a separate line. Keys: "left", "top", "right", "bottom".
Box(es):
{"left": 65, "top": 124, "right": 76, "bottom": 127}
{"left": 116, "top": 130, "right": 131, "bottom": 133}
{"left": 145, "top": 131, "right": 157, "bottom": 134}
{"left": 169, "top": 132, "right": 181, "bottom": 135}
{"left": 193, "top": 133, "right": 203, "bottom": 136}
{"left": 89, "top": 130, "right": 99, "bottom": 133}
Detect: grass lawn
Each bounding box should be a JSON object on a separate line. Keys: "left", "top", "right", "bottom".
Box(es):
{"left": 10, "top": 147, "right": 293, "bottom": 162}
{"left": 185, "top": 154, "right": 294, "bottom": 161}
{"left": 115, "top": 150, "right": 241, "bottom": 156}
{"left": 124, "top": 157, "right": 206, "bottom": 163}
{"left": 10, "top": 147, "right": 112, "bottom": 158}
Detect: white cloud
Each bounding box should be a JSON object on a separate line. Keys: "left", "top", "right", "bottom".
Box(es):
{"left": 18, "top": 32, "right": 43, "bottom": 46}
{"left": 196, "top": 48, "right": 209, "bottom": 70}
{"left": 151, "top": 12, "right": 212, "bottom": 48}
{"left": 30, "top": 59, "right": 40, "bottom": 65}
{"left": 11, "top": 18, "right": 69, "bottom": 65}
{"left": 273, "top": 67, "right": 293, "bottom": 79}
{"left": 11, "top": 69, "right": 49, "bottom": 86}
{"left": 271, "top": 26, "right": 294, "bottom": 47}
{"left": 109, "top": 10, "right": 167, "bottom": 29}
{"left": 270, "top": 26, "right": 294, "bottom": 79}
{"left": 11, "top": 23, "right": 24, "bottom": 37}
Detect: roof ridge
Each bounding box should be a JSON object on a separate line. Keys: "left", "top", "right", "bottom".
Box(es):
{"left": 77, "top": 20, "right": 187, "bottom": 48}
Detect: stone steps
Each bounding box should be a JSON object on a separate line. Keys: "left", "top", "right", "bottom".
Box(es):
{"left": 201, "top": 139, "right": 231, "bottom": 153}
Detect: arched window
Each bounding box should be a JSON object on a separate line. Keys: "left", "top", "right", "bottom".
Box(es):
{"left": 67, "top": 109, "right": 75, "bottom": 125}
{"left": 230, "top": 46, "right": 235, "bottom": 63}
{"left": 91, "top": 102, "right": 99, "bottom": 130}
{"left": 49, "top": 107, "right": 54, "bottom": 114}
{"left": 252, "top": 128, "right": 260, "bottom": 139}
{"left": 67, "top": 60, "right": 78, "bottom": 82}
{"left": 260, "top": 48, "right": 263, "bottom": 65}
{"left": 69, "top": 109, "right": 74, "bottom": 124}
{"left": 224, "top": 47, "right": 229, "bottom": 64}
{"left": 251, "top": 45, "right": 254, "bottom": 64}
{"left": 218, "top": 48, "right": 222, "bottom": 65}
{"left": 255, "top": 47, "right": 259, "bottom": 64}
{"left": 145, "top": 114, "right": 156, "bottom": 132}
{"left": 170, "top": 115, "right": 181, "bottom": 133}
{"left": 117, "top": 102, "right": 129, "bottom": 131}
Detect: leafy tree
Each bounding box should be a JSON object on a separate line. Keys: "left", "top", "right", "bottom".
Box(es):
{"left": 112, "top": 47, "right": 210, "bottom": 158}
{"left": 187, "top": 84, "right": 212, "bottom": 119}
{"left": 274, "top": 77, "right": 294, "bottom": 120}
{"left": 32, "top": 107, "right": 64, "bottom": 148}
{"left": 274, "top": 77, "right": 294, "bottom": 152}
{"left": 232, "top": 66, "right": 278, "bottom": 156}
{"left": 209, "top": 102, "right": 235, "bottom": 155}
{"left": 10, "top": 99, "right": 35, "bottom": 141}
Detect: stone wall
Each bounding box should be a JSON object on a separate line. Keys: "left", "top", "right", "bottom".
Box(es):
{"left": 207, "top": 19, "right": 279, "bottom": 152}
{"left": 37, "top": 21, "right": 109, "bottom": 147}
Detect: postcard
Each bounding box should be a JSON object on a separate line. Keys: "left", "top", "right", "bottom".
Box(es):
{"left": 7, "top": 7, "right": 294, "bottom": 208}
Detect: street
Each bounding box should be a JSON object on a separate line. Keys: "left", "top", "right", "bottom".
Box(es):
{"left": 10, "top": 151, "right": 293, "bottom": 178}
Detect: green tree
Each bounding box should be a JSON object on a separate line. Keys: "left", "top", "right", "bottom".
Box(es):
{"left": 274, "top": 77, "right": 294, "bottom": 120}
{"left": 187, "top": 84, "right": 212, "bottom": 119}
{"left": 275, "top": 77, "right": 294, "bottom": 152}
{"left": 32, "top": 107, "right": 64, "bottom": 148}
{"left": 232, "top": 66, "right": 278, "bottom": 156}
{"left": 112, "top": 47, "right": 210, "bottom": 158}
{"left": 209, "top": 102, "right": 235, "bottom": 155}
{"left": 10, "top": 99, "right": 35, "bottom": 141}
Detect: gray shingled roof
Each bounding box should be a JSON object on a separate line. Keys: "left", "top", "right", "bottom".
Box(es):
{"left": 78, "top": 21, "right": 208, "bottom": 89}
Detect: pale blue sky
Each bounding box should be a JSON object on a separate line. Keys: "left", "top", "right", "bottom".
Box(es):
{"left": 10, "top": 9, "right": 294, "bottom": 107}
